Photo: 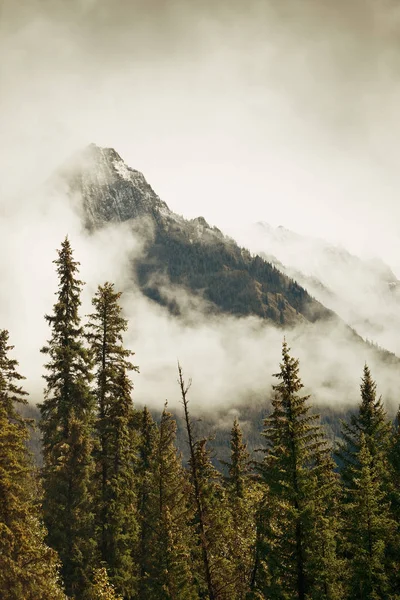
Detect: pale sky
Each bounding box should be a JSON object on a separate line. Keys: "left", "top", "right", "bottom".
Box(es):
{"left": 2, "top": 0, "right": 400, "bottom": 269}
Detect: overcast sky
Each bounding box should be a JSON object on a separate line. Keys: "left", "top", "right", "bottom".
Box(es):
{"left": 2, "top": 0, "right": 400, "bottom": 269}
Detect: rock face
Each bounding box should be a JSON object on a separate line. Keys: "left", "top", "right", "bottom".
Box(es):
{"left": 52, "top": 145, "right": 355, "bottom": 328}
{"left": 57, "top": 144, "right": 169, "bottom": 228}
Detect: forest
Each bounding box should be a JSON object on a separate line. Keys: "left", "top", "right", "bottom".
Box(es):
{"left": 1, "top": 237, "right": 400, "bottom": 600}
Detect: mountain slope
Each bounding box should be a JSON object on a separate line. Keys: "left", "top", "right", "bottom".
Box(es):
{"left": 232, "top": 222, "right": 400, "bottom": 355}
{"left": 54, "top": 144, "right": 336, "bottom": 328}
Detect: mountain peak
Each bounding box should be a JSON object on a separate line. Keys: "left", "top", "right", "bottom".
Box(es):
{"left": 56, "top": 144, "right": 170, "bottom": 228}
{"left": 86, "top": 143, "right": 123, "bottom": 162}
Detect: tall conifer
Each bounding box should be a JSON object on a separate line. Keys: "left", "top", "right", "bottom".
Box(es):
{"left": 344, "top": 434, "right": 398, "bottom": 599}
{"left": 136, "top": 406, "right": 159, "bottom": 596}
{"left": 86, "top": 282, "right": 139, "bottom": 598}
{"left": 39, "top": 237, "right": 96, "bottom": 599}
{"left": 339, "top": 366, "right": 398, "bottom": 597}
{"left": 338, "top": 364, "right": 392, "bottom": 488}
{"left": 224, "top": 418, "right": 259, "bottom": 599}
{"left": 178, "top": 365, "right": 236, "bottom": 599}
{"left": 0, "top": 330, "right": 65, "bottom": 600}
{"left": 259, "top": 340, "right": 340, "bottom": 600}
{"left": 139, "top": 404, "right": 198, "bottom": 599}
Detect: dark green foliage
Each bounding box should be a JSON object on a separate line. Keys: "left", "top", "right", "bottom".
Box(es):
{"left": 87, "top": 282, "right": 139, "bottom": 598}
{"left": 191, "top": 438, "right": 236, "bottom": 599}
{"left": 338, "top": 364, "right": 392, "bottom": 489}
{"left": 0, "top": 330, "right": 65, "bottom": 600}
{"left": 344, "top": 435, "right": 398, "bottom": 600}
{"left": 136, "top": 225, "right": 334, "bottom": 325}
{"left": 4, "top": 229, "right": 400, "bottom": 600}
{"left": 389, "top": 407, "right": 400, "bottom": 521}
{"left": 138, "top": 405, "right": 198, "bottom": 600}
{"left": 257, "top": 341, "right": 340, "bottom": 600}
{"left": 225, "top": 417, "right": 251, "bottom": 500}
{"left": 178, "top": 365, "right": 237, "bottom": 599}
{"left": 136, "top": 406, "right": 159, "bottom": 596}
{"left": 224, "top": 418, "right": 260, "bottom": 599}
{"left": 39, "top": 237, "right": 96, "bottom": 599}
{"left": 339, "top": 366, "right": 399, "bottom": 599}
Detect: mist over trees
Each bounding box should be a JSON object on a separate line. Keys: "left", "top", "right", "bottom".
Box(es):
{"left": 1, "top": 238, "right": 400, "bottom": 600}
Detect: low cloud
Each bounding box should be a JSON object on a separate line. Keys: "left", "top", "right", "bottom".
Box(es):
{"left": 2, "top": 177, "right": 398, "bottom": 421}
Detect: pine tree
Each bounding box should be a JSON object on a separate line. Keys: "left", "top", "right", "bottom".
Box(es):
{"left": 192, "top": 438, "right": 235, "bottom": 599}
{"left": 136, "top": 405, "right": 159, "bottom": 596}
{"left": 388, "top": 407, "right": 400, "bottom": 595}
{"left": 258, "top": 340, "right": 340, "bottom": 600}
{"left": 344, "top": 434, "right": 398, "bottom": 600}
{"left": 338, "top": 364, "right": 392, "bottom": 488}
{"left": 86, "top": 282, "right": 139, "bottom": 598}
{"left": 39, "top": 237, "right": 96, "bottom": 599}
{"left": 226, "top": 418, "right": 251, "bottom": 500}
{"left": 306, "top": 449, "right": 344, "bottom": 600}
{"left": 390, "top": 406, "right": 400, "bottom": 516}
{"left": 178, "top": 365, "right": 236, "bottom": 599}
{"left": 139, "top": 404, "right": 198, "bottom": 599}
{"left": 223, "top": 418, "right": 260, "bottom": 599}
{"left": 89, "top": 568, "right": 123, "bottom": 600}
{"left": 0, "top": 329, "right": 66, "bottom": 600}
{"left": 339, "top": 367, "right": 399, "bottom": 598}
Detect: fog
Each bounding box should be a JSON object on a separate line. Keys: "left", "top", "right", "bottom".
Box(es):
{"left": 229, "top": 222, "right": 400, "bottom": 358}
{"left": 1, "top": 0, "right": 400, "bottom": 415}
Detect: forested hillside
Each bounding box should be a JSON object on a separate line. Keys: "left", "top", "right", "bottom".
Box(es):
{"left": 55, "top": 144, "right": 336, "bottom": 327}
{"left": 1, "top": 238, "right": 400, "bottom": 600}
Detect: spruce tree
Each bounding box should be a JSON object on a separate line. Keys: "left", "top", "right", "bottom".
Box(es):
{"left": 224, "top": 418, "right": 259, "bottom": 599}
{"left": 139, "top": 404, "right": 198, "bottom": 599}
{"left": 39, "top": 237, "right": 96, "bottom": 599}
{"left": 390, "top": 406, "right": 400, "bottom": 516}
{"left": 338, "top": 364, "right": 392, "bottom": 488}
{"left": 344, "top": 434, "right": 398, "bottom": 600}
{"left": 388, "top": 407, "right": 400, "bottom": 595}
{"left": 192, "top": 438, "right": 235, "bottom": 599}
{"left": 89, "top": 568, "right": 123, "bottom": 600}
{"left": 258, "top": 340, "right": 340, "bottom": 600}
{"left": 136, "top": 405, "right": 159, "bottom": 596}
{"left": 178, "top": 365, "right": 236, "bottom": 600}
{"left": 339, "top": 367, "right": 399, "bottom": 598}
{"left": 86, "top": 282, "right": 139, "bottom": 598}
{"left": 0, "top": 329, "right": 66, "bottom": 600}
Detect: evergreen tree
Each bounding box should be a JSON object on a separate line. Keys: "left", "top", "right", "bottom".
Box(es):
{"left": 306, "top": 449, "right": 344, "bottom": 600}
{"left": 390, "top": 406, "right": 400, "bottom": 513}
{"left": 39, "top": 237, "right": 96, "bottom": 599}
{"left": 87, "top": 282, "right": 139, "bottom": 598}
{"left": 139, "top": 404, "right": 198, "bottom": 599}
{"left": 344, "top": 434, "right": 398, "bottom": 600}
{"left": 89, "top": 568, "right": 123, "bottom": 600}
{"left": 258, "top": 340, "right": 340, "bottom": 600}
{"left": 338, "top": 364, "right": 392, "bottom": 488}
{"left": 226, "top": 417, "right": 251, "bottom": 500}
{"left": 223, "top": 418, "right": 260, "bottom": 599}
{"left": 136, "top": 405, "right": 159, "bottom": 596}
{"left": 178, "top": 365, "right": 236, "bottom": 600}
{"left": 388, "top": 407, "right": 400, "bottom": 595}
{"left": 339, "top": 367, "right": 399, "bottom": 598}
{"left": 0, "top": 329, "right": 66, "bottom": 600}
{"left": 192, "top": 438, "right": 235, "bottom": 599}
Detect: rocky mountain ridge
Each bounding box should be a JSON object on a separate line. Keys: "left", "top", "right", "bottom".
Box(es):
{"left": 53, "top": 144, "right": 336, "bottom": 328}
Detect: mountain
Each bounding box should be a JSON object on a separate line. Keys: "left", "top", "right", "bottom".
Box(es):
{"left": 25, "top": 143, "right": 400, "bottom": 459}
{"left": 53, "top": 144, "right": 336, "bottom": 328}
{"left": 231, "top": 222, "right": 400, "bottom": 355}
